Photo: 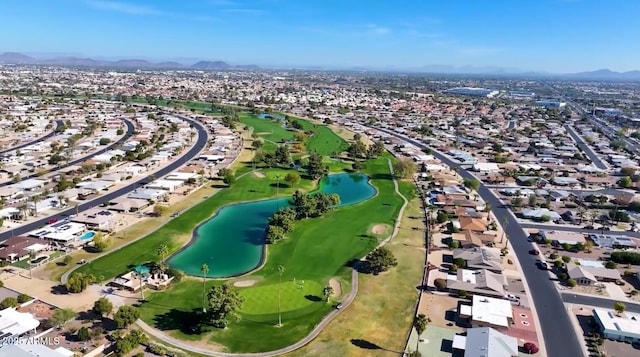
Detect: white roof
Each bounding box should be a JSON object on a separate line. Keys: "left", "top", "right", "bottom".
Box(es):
{"left": 0, "top": 308, "right": 40, "bottom": 336}
{"left": 29, "top": 221, "right": 86, "bottom": 242}
{"left": 472, "top": 295, "right": 513, "bottom": 328}
{"left": 0, "top": 344, "right": 69, "bottom": 357}
{"left": 594, "top": 308, "right": 640, "bottom": 338}
{"left": 11, "top": 179, "right": 46, "bottom": 190}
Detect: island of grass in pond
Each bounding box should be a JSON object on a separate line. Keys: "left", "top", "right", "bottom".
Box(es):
{"left": 167, "top": 172, "right": 376, "bottom": 278}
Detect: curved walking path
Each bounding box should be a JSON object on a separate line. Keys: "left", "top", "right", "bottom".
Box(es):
{"left": 135, "top": 158, "right": 410, "bottom": 357}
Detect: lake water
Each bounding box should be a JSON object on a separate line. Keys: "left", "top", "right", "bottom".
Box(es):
{"left": 167, "top": 173, "right": 376, "bottom": 277}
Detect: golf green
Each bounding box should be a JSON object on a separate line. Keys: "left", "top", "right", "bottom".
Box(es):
{"left": 167, "top": 173, "right": 376, "bottom": 277}
{"left": 238, "top": 280, "right": 323, "bottom": 315}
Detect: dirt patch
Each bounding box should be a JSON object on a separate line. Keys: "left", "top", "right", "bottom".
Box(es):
{"left": 371, "top": 224, "right": 388, "bottom": 235}
{"left": 253, "top": 171, "right": 266, "bottom": 178}
{"left": 329, "top": 278, "right": 342, "bottom": 297}
{"left": 233, "top": 280, "right": 257, "bottom": 287}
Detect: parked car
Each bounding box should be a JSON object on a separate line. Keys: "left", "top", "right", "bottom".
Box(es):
{"left": 505, "top": 294, "right": 520, "bottom": 302}
{"left": 336, "top": 302, "right": 343, "bottom": 310}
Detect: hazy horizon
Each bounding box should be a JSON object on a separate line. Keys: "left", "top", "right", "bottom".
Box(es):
{"left": 2, "top": 0, "right": 639, "bottom": 72}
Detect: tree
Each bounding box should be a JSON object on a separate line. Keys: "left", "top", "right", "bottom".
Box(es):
{"left": 16, "top": 294, "right": 31, "bottom": 303}
{"left": 413, "top": 314, "right": 428, "bottom": 356}
{"left": 65, "top": 272, "right": 95, "bottom": 293}
{"left": 265, "top": 224, "right": 286, "bottom": 243}
{"left": 206, "top": 284, "right": 245, "bottom": 327}
{"left": 251, "top": 139, "right": 263, "bottom": 150}
{"left": 307, "top": 152, "right": 327, "bottom": 179}
{"left": 463, "top": 178, "right": 480, "bottom": 191}
{"left": 567, "top": 279, "right": 577, "bottom": 287}
{"left": 619, "top": 176, "right": 632, "bottom": 188}
{"left": 114, "top": 305, "right": 140, "bottom": 329}
{"left": 63, "top": 255, "right": 72, "bottom": 266}
{"left": 323, "top": 285, "right": 334, "bottom": 302}
{"left": 352, "top": 160, "right": 364, "bottom": 172}
{"left": 434, "top": 278, "right": 447, "bottom": 291}
{"left": 368, "top": 141, "right": 386, "bottom": 158}
{"left": 605, "top": 261, "right": 617, "bottom": 269}
{"left": 392, "top": 158, "right": 417, "bottom": 179}
{"left": 614, "top": 301, "right": 626, "bottom": 315}
{"left": 528, "top": 194, "right": 537, "bottom": 207}
{"left": 49, "top": 308, "right": 77, "bottom": 327}
{"left": 93, "top": 297, "right": 113, "bottom": 318}
{"left": 99, "top": 138, "right": 111, "bottom": 145}
{"left": 277, "top": 265, "right": 285, "bottom": 326}
{"left": 365, "top": 247, "right": 398, "bottom": 274}
{"left": 77, "top": 326, "right": 91, "bottom": 341}
{"left": 268, "top": 208, "right": 296, "bottom": 232}
{"left": 157, "top": 244, "right": 169, "bottom": 274}
{"left": 201, "top": 263, "right": 209, "bottom": 313}
{"left": 284, "top": 172, "right": 300, "bottom": 187}
{"left": 153, "top": 204, "right": 168, "bottom": 217}
{"left": 0, "top": 297, "right": 18, "bottom": 309}
{"left": 274, "top": 145, "right": 291, "bottom": 167}
{"left": 223, "top": 172, "right": 236, "bottom": 186}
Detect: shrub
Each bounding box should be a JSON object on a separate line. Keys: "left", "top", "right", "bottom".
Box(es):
{"left": 605, "top": 261, "right": 617, "bottom": 269}
{"left": 434, "top": 278, "right": 447, "bottom": 291}
{"left": 611, "top": 251, "right": 640, "bottom": 265}
{"left": 453, "top": 258, "right": 466, "bottom": 268}
{"left": 559, "top": 273, "right": 568, "bottom": 281}
{"left": 17, "top": 294, "right": 32, "bottom": 303}
{"left": 77, "top": 327, "right": 91, "bottom": 341}
{"left": 148, "top": 343, "right": 168, "bottom": 356}
{"left": 550, "top": 253, "right": 559, "bottom": 260}
{"left": 0, "top": 297, "right": 18, "bottom": 309}
{"left": 524, "top": 342, "right": 539, "bottom": 354}
{"left": 562, "top": 256, "right": 571, "bottom": 263}
{"left": 567, "top": 279, "right": 577, "bottom": 287}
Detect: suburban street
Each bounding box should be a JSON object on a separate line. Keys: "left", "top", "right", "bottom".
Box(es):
{"left": 519, "top": 223, "right": 640, "bottom": 238}
{"left": 0, "top": 118, "right": 135, "bottom": 188}
{"left": 0, "top": 120, "right": 63, "bottom": 155}
{"left": 564, "top": 124, "right": 608, "bottom": 170}
{"left": 374, "top": 126, "right": 582, "bottom": 357}
{"left": 563, "top": 293, "right": 640, "bottom": 313}
{"left": 0, "top": 115, "right": 208, "bottom": 242}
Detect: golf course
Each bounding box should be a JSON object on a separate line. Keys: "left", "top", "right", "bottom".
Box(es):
{"left": 67, "top": 111, "right": 407, "bottom": 353}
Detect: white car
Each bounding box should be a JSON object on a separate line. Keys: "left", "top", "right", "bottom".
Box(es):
{"left": 505, "top": 294, "right": 520, "bottom": 302}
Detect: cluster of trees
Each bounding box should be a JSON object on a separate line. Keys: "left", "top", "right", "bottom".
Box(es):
{"left": 65, "top": 272, "right": 96, "bottom": 293}
{"left": 90, "top": 232, "right": 111, "bottom": 252}
{"left": 290, "top": 190, "right": 340, "bottom": 219}
{"left": 347, "top": 134, "right": 385, "bottom": 161}
{"left": 218, "top": 168, "right": 236, "bottom": 186}
{"left": 463, "top": 178, "right": 480, "bottom": 191}
{"left": 610, "top": 251, "right": 640, "bottom": 265}
{"left": 265, "top": 208, "right": 296, "bottom": 243}
{"left": 363, "top": 246, "right": 398, "bottom": 274}
{"left": 392, "top": 158, "right": 417, "bottom": 179}
{"left": 114, "top": 329, "right": 148, "bottom": 357}
{"left": 265, "top": 191, "right": 340, "bottom": 243}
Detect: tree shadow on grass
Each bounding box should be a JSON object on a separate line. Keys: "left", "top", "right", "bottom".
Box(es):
{"left": 50, "top": 284, "right": 69, "bottom": 295}
{"left": 153, "top": 308, "right": 204, "bottom": 334}
{"left": 351, "top": 339, "right": 402, "bottom": 354}
{"left": 304, "top": 295, "right": 323, "bottom": 302}
{"left": 369, "top": 173, "right": 393, "bottom": 180}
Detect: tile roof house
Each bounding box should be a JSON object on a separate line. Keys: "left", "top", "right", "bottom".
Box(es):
{"left": 459, "top": 216, "right": 488, "bottom": 232}
{"left": 453, "top": 247, "right": 504, "bottom": 272}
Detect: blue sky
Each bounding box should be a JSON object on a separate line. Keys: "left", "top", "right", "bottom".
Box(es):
{"left": 1, "top": 0, "right": 638, "bottom": 72}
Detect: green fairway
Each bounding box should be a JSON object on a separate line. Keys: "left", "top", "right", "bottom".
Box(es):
{"left": 74, "top": 168, "right": 317, "bottom": 280}
{"left": 238, "top": 280, "right": 323, "bottom": 315}
{"left": 239, "top": 114, "right": 294, "bottom": 144}
{"left": 306, "top": 125, "right": 349, "bottom": 155}
{"left": 135, "top": 154, "right": 404, "bottom": 352}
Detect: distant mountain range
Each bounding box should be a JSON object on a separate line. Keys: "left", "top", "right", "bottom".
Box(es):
{"left": 1, "top": 51, "right": 639, "bottom": 80}
{"left": 0, "top": 52, "right": 257, "bottom": 70}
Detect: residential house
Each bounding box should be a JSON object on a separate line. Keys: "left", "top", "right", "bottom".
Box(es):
{"left": 458, "top": 295, "right": 513, "bottom": 330}
{"left": 452, "top": 327, "right": 519, "bottom": 357}
{"left": 593, "top": 308, "right": 640, "bottom": 343}
{"left": 453, "top": 247, "right": 503, "bottom": 272}
{"left": 451, "top": 230, "right": 497, "bottom": 249}
{"left": 446, "top": 269, "right": 507, "bottom": 298}
{"left": 0, "top": 236, "right": 51, "bottom": 262}
{"left": 567, "top": 263, "right": 622, "bottom": 285}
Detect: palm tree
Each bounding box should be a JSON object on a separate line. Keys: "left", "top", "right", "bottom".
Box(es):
{"left": 157, "top": 245, "right": 169, "bottom": 274}
{"left": 323, "top": 285, "right": 334, "bottom": 302}
{"left": 18, "top": 204, "right": 28, "bottom": 221}
{"left": 30, "top": 194, "right": 42, "bottom": 217}
{"left": 577, "top": 207, "right": 586, "bottom": 224}
{"left": 277, "top": 265, "right": 285, "bottom": 326}
{"left": 28, "top": 250, "right": 36, "bottom": 279}
{"left": 201, "top": 263, "right": 209, "bottom": 313}
{"left": 413, "top": 314, "right": 428, "bottom": 355}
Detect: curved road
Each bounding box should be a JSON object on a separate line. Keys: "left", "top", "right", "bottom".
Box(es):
{"left": 0, "top": 115, "right": 208, "bottom": 242}
{"left": 373, "top": 126, "right": 582, "bottom": 357}
{"left": 0, "top": 118, "right": 135, "bottom": 188}
{"left": 0, "top": 120, "right": 64, "bottom": 155}
{"left": 135, "top": 159, "right": 410, "bottom": 357}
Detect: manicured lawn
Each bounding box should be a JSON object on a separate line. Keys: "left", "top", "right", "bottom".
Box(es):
{"left": 306, "top": 125, "right": 349, "bottom": 156}
{"left": 239, "top": 114, "right": 293, "bottom": 144}
{"left": 238, "top": 280, "right": 323, "bottom": 315}
{"left": 74, "top": 168, "right": 317, "bottom": 280}
{"left": 136, "top": 154, "right": 405, "bottom": 352}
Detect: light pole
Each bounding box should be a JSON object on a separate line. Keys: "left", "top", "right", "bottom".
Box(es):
{"left": 277, "top": 265, "right": 285, "bottom": 327}
{"left": 275, "top": 174, "right": 282, "bottom": 210}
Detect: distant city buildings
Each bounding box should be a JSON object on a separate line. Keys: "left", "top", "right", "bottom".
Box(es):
{"left": 535, "top": 100, "right": 566, "bottom": 108}
{"left": 442, "top": 87, "right": 499, "bottom": 98}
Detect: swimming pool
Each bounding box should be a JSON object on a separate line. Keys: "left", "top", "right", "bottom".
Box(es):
{"left": 79, "top": 231, "right": 96, "bottom": 241}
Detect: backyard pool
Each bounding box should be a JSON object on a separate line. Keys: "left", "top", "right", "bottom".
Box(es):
{"left": 168, "top": 173, "right": 377, "bottom": 278}
{"left": 79, "top": 231, "right": 96, "bottom": 241}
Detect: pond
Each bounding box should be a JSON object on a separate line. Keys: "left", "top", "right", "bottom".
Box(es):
{"left": 167, "top": 173, "right": 376, "bottom": 277}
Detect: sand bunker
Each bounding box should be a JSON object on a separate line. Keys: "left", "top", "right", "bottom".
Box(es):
{"left": 329, "top": 278, "right": 342, "bottom": 297}
{"left": 371, "top": 224, "right": 388, "bottom": 235}
{"left": 233, "top": 280, "right": 257, "bottom": 287}
{"left": 253, "top": 171, "right": 266, "bottom": 178}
